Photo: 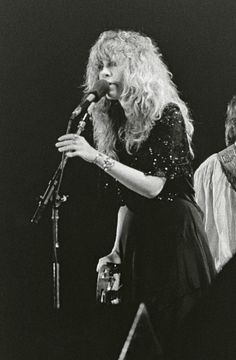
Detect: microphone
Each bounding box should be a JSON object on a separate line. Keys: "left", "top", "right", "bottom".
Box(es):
{"left": 71, "top": 79, "right": 110, "bottom": 119}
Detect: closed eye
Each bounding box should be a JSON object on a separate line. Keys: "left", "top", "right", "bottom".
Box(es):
{"left": 108, "top": 61, "right": 117, "bottom": 67}
{"left": 98, "top": 60, "right": 117, "bottom": 70}
{"left": 97, "top": 62, "right": 104, "bottom": 70}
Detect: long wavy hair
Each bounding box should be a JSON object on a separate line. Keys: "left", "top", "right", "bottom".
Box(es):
{"left": 225, "top": 95, "right": 236, "bottom": 146}
{"left": 84, "top": 30, "right": 194, "bottom": 159}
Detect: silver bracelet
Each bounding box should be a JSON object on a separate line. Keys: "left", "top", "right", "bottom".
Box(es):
{"left": 103, "top": 155, "right": 115, "bottom": 172}
{"left": 93, "top": 152, "right": 115, "bottom": 172}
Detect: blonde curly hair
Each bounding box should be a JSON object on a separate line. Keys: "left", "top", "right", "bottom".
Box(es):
{"left": 84, "top": 30, "right": 194, "bottom": 158}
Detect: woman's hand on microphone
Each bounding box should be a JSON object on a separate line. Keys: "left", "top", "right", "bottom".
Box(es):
{"left": 55, "top": 134, "right": 97, "bottom": 163}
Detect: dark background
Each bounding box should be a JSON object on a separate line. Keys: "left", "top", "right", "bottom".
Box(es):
{"left": 1, "top": 0, "right": 236, "bottom": 359}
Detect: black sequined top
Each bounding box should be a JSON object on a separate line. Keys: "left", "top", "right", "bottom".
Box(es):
{"left": 102, "top": 102, "right": 195, "bottom": 213}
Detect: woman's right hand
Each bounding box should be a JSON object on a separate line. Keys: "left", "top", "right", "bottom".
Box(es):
{"left": 96, "top": 249, "right": 121, "bottom": 273}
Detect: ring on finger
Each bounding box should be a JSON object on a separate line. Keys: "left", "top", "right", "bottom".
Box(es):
{"left": 73, "top": 134, "right": 79, "bottom": 143}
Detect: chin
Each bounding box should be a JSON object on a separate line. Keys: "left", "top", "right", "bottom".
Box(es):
{"left": 106, "top": 93, "right": 119, "bottom": 100}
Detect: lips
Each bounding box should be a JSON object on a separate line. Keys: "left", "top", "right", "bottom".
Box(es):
{"left": 108, "top": 83, "right": 116, "bottom": 93}
{"left": 109, "top": 82, "right": 119, "bottom": 89}
{"left": 106, "top": 83, "right": 121, "bottom": 99}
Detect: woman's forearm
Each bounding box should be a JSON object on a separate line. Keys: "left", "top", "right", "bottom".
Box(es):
{"left": 56, "top": 134, "right": 165, "bottom": 199}
{"left": 94, "top": 153, "right": 166, "bottom": 199}
{"left": 112, "top": 205, "right": 134, "bottom": 258}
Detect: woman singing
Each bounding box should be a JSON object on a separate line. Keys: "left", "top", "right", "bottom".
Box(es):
{"left": 56, "top": 30, "right": 215, "bottom": 358}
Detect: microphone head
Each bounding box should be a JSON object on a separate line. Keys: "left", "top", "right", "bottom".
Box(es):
{"left": 89, "top": 80, "right": 110, "bottom": 102}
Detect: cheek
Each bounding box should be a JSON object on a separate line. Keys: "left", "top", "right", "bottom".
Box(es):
{"left": 116, "top": 69, "right": 124, "bottom": 83}
{"left": 116, "top": 82, "right": 123, "bottom": 96}
{"left": 117, "top": 74, "right": 124, "bottom": 94}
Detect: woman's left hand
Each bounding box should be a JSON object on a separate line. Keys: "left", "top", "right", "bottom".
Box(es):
{"left": 55, "top": 134, "right": 97, "bottom": 162}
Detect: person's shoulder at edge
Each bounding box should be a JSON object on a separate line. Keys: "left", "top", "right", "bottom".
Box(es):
{"left": 161, "top": 102, "right": 181, "bottom": 116}
{"left": 158, "top": 102, "right": 185, "bottom": 126}
{"left": 195, "top": 153, "right": 219, "bottom": 175}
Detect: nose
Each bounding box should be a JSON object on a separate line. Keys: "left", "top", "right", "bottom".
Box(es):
{"left": 99, "top": 66, "right": 111, "bottom": 79}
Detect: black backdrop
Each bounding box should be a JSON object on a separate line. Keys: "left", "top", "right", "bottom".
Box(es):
{"left": 1, "top": 0, "right": 236, "bottom": 359}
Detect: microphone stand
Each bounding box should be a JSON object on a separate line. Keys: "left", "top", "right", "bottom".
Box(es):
{"left": 31, "top": 111, "right": 89, "bottom": 310}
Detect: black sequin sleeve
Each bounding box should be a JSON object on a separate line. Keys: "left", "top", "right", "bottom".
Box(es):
{"left": 132, "top": 103, "right": 192, "bottom": 180}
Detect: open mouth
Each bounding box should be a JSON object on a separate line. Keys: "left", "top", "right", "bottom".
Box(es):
{"left": 106, "top": 83, "right": 121, "bottom": 99}
{"left": 107, "top": 83, "right": 117, "bottom": 92}
{"left": 109, "top": 82, "right": 120, "bottom": 89}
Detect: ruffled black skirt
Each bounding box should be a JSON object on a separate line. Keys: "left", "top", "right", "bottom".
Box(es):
{"left": 121, "top": 198, "right": 216, "bottom": 358}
